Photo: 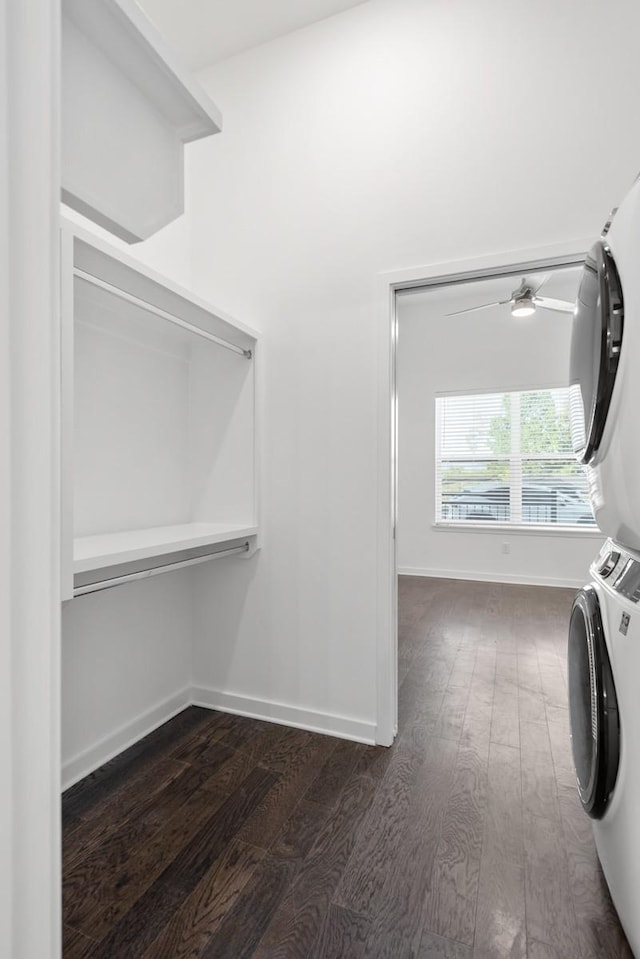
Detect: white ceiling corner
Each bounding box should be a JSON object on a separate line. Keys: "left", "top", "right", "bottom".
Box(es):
{"left": 137, "top": 0, "right": 369, "bottom": 71}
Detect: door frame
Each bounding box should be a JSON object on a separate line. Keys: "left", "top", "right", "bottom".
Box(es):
{"left": 375, "top": 237, "right": 593, "bottom": 746}
{"left": 2, "top": 0, "right": 61, "bottom": 956}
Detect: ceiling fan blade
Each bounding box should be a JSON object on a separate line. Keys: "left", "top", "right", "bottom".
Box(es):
{"left": 533, "top": 295, "right": 575, "bottom": 314}
{"left": 445, "top": 300, "right": 504, "bottom": 317}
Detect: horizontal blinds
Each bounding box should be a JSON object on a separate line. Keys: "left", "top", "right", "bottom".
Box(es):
{"left": 435, "top": 388, "right": 596, "bottom": 527}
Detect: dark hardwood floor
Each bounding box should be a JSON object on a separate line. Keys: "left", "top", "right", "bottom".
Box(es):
{"left": 62, "top": 577, "right": 632, "bottom": 958}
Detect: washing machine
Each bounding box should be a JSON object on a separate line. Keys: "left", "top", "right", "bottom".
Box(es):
{"left": 569, "top": 176, "right": 640, "bottom": 549}
{"left": 568, "top": 539, "right": 640, "bottom": 955}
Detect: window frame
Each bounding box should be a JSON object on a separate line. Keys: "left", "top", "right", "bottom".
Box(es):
{"left": 434, "top": 385, "right": 598, "bottom": 534}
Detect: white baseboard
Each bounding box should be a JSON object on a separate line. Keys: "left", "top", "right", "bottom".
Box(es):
{"left": 191, "top": 686, "right": 377, "bottom": 746}
{"left": 61, "top": 686, "right": 192, "bottom": 791}
{"left": 62, "top": 685, "right": 377, "bottom": 790}
{"left": 398, "top": 566, "right": 584, "bottom": 589}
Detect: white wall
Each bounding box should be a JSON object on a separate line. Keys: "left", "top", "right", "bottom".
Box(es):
{"left": 397, "top": 281, "right": 604, "bottom": 587}
{"left": 182, "top": 0, "right": 640, "bottom": 736}
{"left": 61, "top": 571, "right": 193, "bottom": 787}
{"left": 73, "top": 289, "right": 192, "bottom": 537}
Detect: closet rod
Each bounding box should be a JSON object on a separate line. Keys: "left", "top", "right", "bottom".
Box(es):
{"left": 74, "top": 268, "right": 252, "bottom": 359}
{"left": 73, "top": 542, "right": 251, "bottom": 597}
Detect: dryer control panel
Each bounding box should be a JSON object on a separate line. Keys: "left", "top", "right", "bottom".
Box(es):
{"left": 614, "top": 560, "right": 640, "bottom": 603}
{"left": 597, "top": 547, "right": 621, "bottom": 578}
{"left": 593, "top": 540, "right": 640, "bottom": 603}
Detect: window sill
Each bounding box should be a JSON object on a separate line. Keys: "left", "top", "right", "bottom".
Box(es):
{"left": 432, "top": 521, "right": 604, "bottom": 539}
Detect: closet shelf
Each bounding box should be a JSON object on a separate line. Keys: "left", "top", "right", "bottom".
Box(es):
{"left": 65, "top": 222, "right": 258, "bottom": 355}
{"left": 61, "top": 223, "right": 260, "bottom": 602}
{"left": 74, "top": 523, "right": 259, "bottom": 574}
{"left": 62, "top": 0, "right": 223, "bottom": 242}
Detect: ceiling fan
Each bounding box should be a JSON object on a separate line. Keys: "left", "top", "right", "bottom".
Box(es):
{"left": 446, "top": 276, "right": 575, "bottom": 318}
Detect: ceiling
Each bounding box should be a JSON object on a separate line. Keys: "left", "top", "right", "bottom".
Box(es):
{"left": 138, "top": 0, "right": 369, "bottom": 71}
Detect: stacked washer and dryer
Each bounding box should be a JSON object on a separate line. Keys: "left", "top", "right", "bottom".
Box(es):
{"left": 568, "top": 177, "right": 640, "bottom": 956}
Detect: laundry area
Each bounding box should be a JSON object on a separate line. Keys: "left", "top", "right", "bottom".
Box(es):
{"left": 5, "top": 1, "right": 640, "bottom": 958}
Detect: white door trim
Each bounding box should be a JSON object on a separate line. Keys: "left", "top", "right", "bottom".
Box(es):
{"left": 2, "top": 2, "right": 61, "bottom": 956}
{"left": 375, "top": 237, "right": 593, "bottom": 746}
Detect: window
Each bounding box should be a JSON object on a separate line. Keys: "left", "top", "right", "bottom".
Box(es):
{"left": 435, "top": 388, "right": 596, "bottom": 528}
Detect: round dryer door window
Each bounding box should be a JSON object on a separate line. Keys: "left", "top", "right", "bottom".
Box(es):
{"left": 569, "top": 241, "right": 624, "bottom": 465}
{"left": 568, "top": 586, "right": 620, "bottom": 819}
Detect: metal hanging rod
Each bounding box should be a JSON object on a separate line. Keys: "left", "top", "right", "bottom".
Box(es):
{"left": 73, "top": 542, "right": 251, "bottom": 598}
{"left": 74, "top": 268, "right": 252, "bottom": 359}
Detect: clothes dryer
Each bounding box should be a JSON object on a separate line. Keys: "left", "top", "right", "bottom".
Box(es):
{"left": 569, "top": 178, "right": 640, "bottom": 548}
{"left": 568, "top": 539, "right": 640, "bottom": 955}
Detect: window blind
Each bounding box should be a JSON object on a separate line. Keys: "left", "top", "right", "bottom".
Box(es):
{"left": 435, "top": 388, "right": 596, "bottom": 528}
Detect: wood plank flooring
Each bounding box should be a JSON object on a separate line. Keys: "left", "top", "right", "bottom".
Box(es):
{"left": 62, "top": 577, "right": 632, "bottom": 958}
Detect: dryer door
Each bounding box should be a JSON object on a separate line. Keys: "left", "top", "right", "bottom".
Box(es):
{"left": 568, "top": 586, "right": 620, "bottom": 819}
{"left": 569, "top": 241, "right": 624, "bottom": 465}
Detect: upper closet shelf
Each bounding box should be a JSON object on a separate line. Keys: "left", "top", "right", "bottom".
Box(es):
{"left": 66, "top": 220, "right": 259, "bottom": 354}
{"left": 62, "top": 0, "right": 222, "bottom": 243}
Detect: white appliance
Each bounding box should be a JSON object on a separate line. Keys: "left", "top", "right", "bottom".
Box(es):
{"left": 568, "top": 539, "right": 640, "bottom": 955}
{"left": 569, "top": 177, "right": 640, "bottom": 549}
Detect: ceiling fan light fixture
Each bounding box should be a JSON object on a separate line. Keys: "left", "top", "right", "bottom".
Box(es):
{"left": 511, "top": 296, "right": 536, "bottom": 318}
{"left": 445, "top": 276, "right": 574, "bottom": 318}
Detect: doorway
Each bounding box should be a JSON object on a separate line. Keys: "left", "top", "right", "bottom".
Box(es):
{"left": 375, "top": 242, "right": 590, "bottom": 744}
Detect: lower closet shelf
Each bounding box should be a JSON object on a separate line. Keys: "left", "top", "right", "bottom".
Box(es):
{"left": 75, "top": 522, "right": 259, "bottom": 572}
{"left": 72, "top": 522, "right": 258, "bottom": 596}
